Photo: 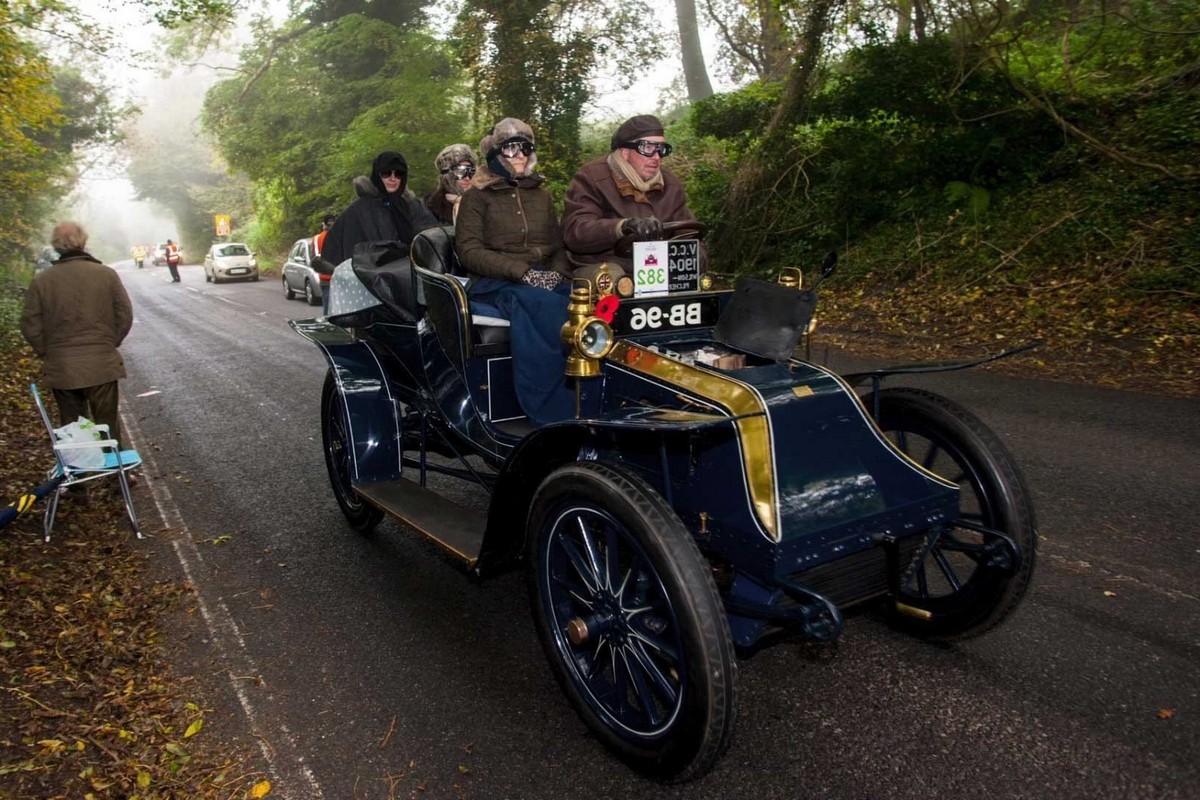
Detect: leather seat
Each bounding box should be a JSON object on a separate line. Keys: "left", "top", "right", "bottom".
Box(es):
{"left": 410, "top": 227, "right": 511, "bottom": 352}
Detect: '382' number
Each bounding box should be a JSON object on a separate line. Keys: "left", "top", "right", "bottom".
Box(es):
{"left": 628, "top": 302, "right": 703, "bottom": 330}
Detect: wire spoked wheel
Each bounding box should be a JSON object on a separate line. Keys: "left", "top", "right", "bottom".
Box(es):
{"left": 866, "top": 387, "right": 1037, "bottom": 641}
{"left": 528, "top": 462, "right": 736, "bottom": 782}
{"left": 321, "top": 371, "right": 383, "bottom": 532}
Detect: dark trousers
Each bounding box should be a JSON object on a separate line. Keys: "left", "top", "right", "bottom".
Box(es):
{"left": 167, "top": 259, "right": 180, "bottom": 281}
{"left": 53, "top": 381, "right": 122, "bottom": 447}
{"left": 468, "top": 278, "right": 575, "bottom": 426}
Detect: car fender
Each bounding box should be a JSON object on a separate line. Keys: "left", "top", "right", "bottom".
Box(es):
{"left": 289, "top": 318, "right": 402, "bottom": 484}
{"left": 473, "top": 410, "right": 741, "bottom": 576}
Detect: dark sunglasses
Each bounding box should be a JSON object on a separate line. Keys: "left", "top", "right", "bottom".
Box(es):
{"left": 499, "top": 139, "right": 535, "bottom": 158}
{"left": 378, "top": 169, "right": 405, "bottom": 179}
{"left": 622, "top": 140, "right": 673, "bottom": 158}
{"left": 446, "top": 164, "right": 476, "bottom": 179}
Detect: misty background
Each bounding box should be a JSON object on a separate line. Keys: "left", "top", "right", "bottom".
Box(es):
{"left": 66, "top": 1, "right": 728, "bottom": 266}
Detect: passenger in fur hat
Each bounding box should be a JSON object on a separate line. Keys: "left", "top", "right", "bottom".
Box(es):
{"left": 455, "top": 117, "right": 582, "bottom": 426}
{"left": 562, "top": 114, "right": 706, "bottom": 276}
{"left": 425, "top": 143, "right": 477, "bottom": 225}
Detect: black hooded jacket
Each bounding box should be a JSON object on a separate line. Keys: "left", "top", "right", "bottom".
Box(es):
{"left": 322, "top": 151, "right": 439, "bottom": 267}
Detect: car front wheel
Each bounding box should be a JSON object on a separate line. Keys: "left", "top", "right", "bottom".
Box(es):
{"left": 528, "top": 461, "right": 736, "bottom": 783}
{"left": 283, "top": 276, "right": 295, "bottom": 300}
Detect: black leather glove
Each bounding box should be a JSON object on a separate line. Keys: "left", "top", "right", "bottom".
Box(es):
{"left": 621, "top": 216, "right": 664, "bottom": 241}
{"left": 521, "top": 268, "right": 563, "bottom": 290}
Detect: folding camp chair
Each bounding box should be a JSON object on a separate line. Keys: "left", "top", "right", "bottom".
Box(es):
{"left": 31, "top": 383, "right": 142, "bottom": 542}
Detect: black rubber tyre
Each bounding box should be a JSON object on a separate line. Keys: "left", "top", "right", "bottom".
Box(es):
{"left": 305, "top": 280, "right": 320, "bottom": 306}
{"left": 865, "top": 387, "right": 1037, "bottom": 641}
{"left": 283, "top": 277, "right": 295, "bottom": 300}
{"left": 321, "top": 371, "right": 383, "bottom": 532}
{"left": 205, "top": 271, "right": 212, "bottom": 283}
{"left": 528, "top": 462, "right": 736, "bottom": 782}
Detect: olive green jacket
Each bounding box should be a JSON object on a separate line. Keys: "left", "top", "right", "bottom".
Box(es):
{"left": 20, "top": 252, "right": 133, "bottom": 390}
{"left": 454, "top": 168, "right": 569, "bottom": 282}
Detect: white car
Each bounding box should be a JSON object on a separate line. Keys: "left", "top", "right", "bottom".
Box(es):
{"left": 204, "top": 243, "right": 260, "bottom": 283}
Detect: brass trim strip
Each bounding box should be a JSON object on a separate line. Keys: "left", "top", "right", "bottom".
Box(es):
{"left": 610, "top": 341, "right": 779, "bottom": 540}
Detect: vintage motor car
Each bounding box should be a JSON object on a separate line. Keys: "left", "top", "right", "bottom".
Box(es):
{"left": 290, "top": 224, "right": 1037, "bottom": 782}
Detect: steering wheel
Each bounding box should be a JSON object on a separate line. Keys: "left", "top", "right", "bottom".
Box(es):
{"left": 614, "top": 219, "right": 708, "bottom": 258}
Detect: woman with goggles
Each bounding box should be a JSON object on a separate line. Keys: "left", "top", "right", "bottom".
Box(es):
{"left": 454, "top": 117, "right": 579, "bottom": 426}
{"left": 426, "top": 143, "right": 478, "bottom": 225}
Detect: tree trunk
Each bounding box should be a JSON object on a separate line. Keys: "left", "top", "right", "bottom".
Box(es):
{"left": 715, "top": 0, "right": 842, "bottom": 263}
{"left": 676, "top": 0, "right": 714, "bottom": 101}
{"left": 759, "top": 0, "right": 791, "bottom": 81}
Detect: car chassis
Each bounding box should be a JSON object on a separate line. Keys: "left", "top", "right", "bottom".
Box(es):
{"left": 290, "top": 226, "right": 1037, "bottom": 782}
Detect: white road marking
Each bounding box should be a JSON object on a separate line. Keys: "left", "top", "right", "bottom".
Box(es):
{"left": 121, "top": 408, "right": 325, "bottom": 799}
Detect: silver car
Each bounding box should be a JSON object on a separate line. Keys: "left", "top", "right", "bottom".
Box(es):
{"left": 281, "top": 237, "right": 323, "bottom": 306}
{"left": 204, "top": 242, "right": 260, "bottom": 283}
{"left": 34, "top": 246, "right": 58, "bottom": 273}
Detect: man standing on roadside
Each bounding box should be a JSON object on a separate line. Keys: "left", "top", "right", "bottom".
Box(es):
{"left": 562, "top": 114, "right": 706, "bottom": 276}
{"left": 21, "top": 221, "right": 134, "bottom": 447}
{"left": 164, "top": 239, "right": 181, "bottom": 282}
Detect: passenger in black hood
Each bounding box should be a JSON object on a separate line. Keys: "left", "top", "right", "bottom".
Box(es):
{"left": 322, "top": 150, "right": 439, "bottom": 268}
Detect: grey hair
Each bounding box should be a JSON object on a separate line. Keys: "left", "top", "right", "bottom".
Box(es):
{"left": 50, "top": 221, "right": 88, "bottom": 252}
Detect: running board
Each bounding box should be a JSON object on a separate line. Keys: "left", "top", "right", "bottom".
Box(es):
{"left": 354, "top": 479, "right": 485, "bottom": 568}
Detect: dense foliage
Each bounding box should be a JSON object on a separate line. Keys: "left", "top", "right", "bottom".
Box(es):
{"left": 202, "top": 14, "right": 467, "bottom": 256}
{"left": 0, "top": 1, "right": 120, "bottom": 279}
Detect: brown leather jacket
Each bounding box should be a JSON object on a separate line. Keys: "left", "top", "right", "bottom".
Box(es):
{"left": 21, "top": 252, "right": 133, "bottom": 390}
{"left": 561, "top": 156, "right": 702, "bottom": 273}
{"left": 454, "top": 168, "right": 569, "bottom": 282}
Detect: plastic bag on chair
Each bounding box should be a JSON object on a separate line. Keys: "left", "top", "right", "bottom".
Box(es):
{"left": 53, "top": 416, "right": 106, "bottom": 469}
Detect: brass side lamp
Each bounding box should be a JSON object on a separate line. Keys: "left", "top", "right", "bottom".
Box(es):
{"left": 561, "top": 280, "right": 615, "bottom": 379}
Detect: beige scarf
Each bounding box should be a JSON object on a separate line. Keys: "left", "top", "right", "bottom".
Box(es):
{"left": 607, "top": 151, "right": 665, "bottom": 205}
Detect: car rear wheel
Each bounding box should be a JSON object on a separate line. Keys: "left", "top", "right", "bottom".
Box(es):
{"left": 283, "top": 276, "right": 295, "bottom": 300}
{"left": 528, "top": 461, "right": 736, "bottom": 783}
{"left": 305, "top": 280, "right": 320, "bottom": 306}
{"left": 321, "top": 371, "right": 383, "bottom": 532}
{"left": 865, "top": 387, "right": 1037, "bottom": 641}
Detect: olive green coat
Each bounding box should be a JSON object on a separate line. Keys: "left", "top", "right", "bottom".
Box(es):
{"left": 20, "top": 253, "right": 134, "bottom": 390}
{"left": 454, "top": 168, "right": 569, "bottom": 282}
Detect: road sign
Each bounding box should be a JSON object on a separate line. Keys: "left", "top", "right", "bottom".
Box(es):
{"left": 214, "top": 214, "right": 231, "bottom": 236}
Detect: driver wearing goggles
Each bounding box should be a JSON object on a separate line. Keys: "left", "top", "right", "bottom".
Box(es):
{"left": 561, "top": 114, "right": 706, "bottom": 275}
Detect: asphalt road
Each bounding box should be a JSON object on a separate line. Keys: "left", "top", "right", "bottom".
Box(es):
{"left": 113, "top": 260, "right": 1199, "bottom": 800}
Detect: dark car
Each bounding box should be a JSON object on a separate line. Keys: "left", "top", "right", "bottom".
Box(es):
{"left": 290, "top": 224, "right": 1037, "bottom": 782}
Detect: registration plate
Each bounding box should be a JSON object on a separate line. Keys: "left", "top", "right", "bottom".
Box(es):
{"left": 611, "top": 294, "right": 721, "bottom": 334}
{"left": 229, "top": 267, "right": 249, "bottom": 275}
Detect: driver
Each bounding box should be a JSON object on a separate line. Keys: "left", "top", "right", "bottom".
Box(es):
{"left": 561, "top": 114, "right": 706, "bottom": 276}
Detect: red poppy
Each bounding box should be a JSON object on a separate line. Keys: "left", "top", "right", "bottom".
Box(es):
{"left": 595, "top": 295, "right": 620, "bottom": 323}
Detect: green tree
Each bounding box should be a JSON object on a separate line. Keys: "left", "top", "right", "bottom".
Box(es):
{"left": 453, "top": 0, "right": 659, "bottom": 174}
{"left": 201, "top": 14, "right": 466, "bottom": 254}
{"left": 0, "top": 1, "right": 122, "bottom": 275}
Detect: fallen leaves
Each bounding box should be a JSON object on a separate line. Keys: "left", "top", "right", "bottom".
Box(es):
{"left": 0, "top": 342, "right": 266, "bottom": 797}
